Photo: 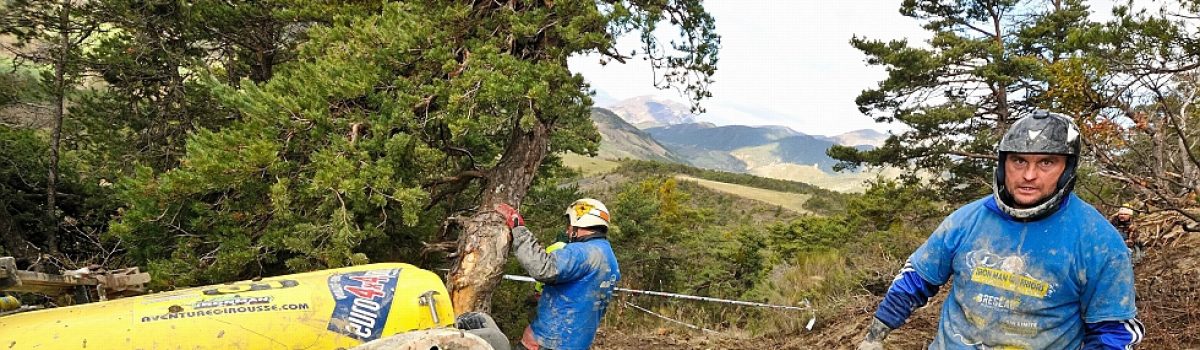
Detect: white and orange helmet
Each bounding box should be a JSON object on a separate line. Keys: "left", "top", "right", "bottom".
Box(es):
{"left": 565, "top": 198, "right": 610, "bottom": 230}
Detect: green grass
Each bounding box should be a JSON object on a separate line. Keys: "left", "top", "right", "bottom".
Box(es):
{"left": 746, "top": 163, "right": 886, "bottom": 193}
{"left": 560, "top": 153, "right": 621, "bottom": 176}
{"left": 674, "top": 175, "right": 811, "bottom": 214}
{"left": 578, "top": 159, "right": 852, "bottom": 215}
{"left": 614, "top": 160, "right": 831, "bottom": 194}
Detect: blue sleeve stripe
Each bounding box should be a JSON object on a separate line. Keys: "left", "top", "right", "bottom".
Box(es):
{"left": 1084, "top": 319, "right": 1143, "bottom": 349}
{"left": 875, "top": 262, "right": 940, "bottom": 329}
{"left": 1123, "top": 319, "right": 1145, "bottom": 347}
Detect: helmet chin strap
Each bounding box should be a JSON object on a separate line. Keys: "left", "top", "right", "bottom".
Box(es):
{"left": 993, "top": 173, "right": 1075, "bottom": 221}
{"left": 565, "top": 226, "right": 605, "bottom": 243}
{"left": 566, "top": 227, "right": 580, "bottom": 242}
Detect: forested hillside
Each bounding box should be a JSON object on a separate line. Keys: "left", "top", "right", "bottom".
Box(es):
{"left": 590, "top": 108, "right": 683, "bottom": 163}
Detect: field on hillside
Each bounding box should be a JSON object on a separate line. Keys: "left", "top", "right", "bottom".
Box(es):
{"left": 674, "top": 175, "right": 811, "bottom": 214}
{"left": 748, "top": 164, "right": 906, "bottom": 193}
{"left": 561, "top": 153, "right": 622, "bottom": 176}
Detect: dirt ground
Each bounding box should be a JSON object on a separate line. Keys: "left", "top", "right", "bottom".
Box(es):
{"left": 595, "top": 231, "right": 1200, "bottom": 349}
{"left": 1131, "top": 233, "right": 1200, "bottom": 347}
{"left": 593, "top": 296, "right": 940, "bottom": 350}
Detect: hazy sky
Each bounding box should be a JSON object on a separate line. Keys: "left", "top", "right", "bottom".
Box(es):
{"left": 568, "top": 0, "right": 1143, "bottom": 136}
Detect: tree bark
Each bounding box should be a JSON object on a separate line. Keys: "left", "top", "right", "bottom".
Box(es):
{"left": 446, "top": 121, "right": 550, "bottom": 314}
{"left": 990, "top": 6, "right": 1012, "bottom": 134}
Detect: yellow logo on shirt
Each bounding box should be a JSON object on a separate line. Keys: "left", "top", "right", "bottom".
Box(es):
{"left": 971, "top": 267, "right": 1049, "bottom": 298}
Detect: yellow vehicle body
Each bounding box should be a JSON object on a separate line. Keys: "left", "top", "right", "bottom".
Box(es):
{"left": 0, "top": 263, "right": 455, "bottom": 349}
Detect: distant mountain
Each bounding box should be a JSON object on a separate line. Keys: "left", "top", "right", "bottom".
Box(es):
{"left": 830, "top": 129, "right": 888, "bottom": 148}
{"left": 607, "top": 96, "right": 696, "bottom": 128}
{"left": 645, "top": 123, "right": 872, "bottom": 173}
{"left": 656, "top": 144, "right": 748, "bottom": 172}
{"left": 578, "top": 108, "right": 893, "bottom": 192}
{"left": 646, "top": 123, "right": 798, "bottom": 151}
{"left": 589, "top": 107, "right": 681, "bottom": 163}
{"left": 774, "top": 134, "right": 849, "bottom": 169}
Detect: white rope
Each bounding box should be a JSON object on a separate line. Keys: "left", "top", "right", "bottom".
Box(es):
{"left": 443, "top": 270, "right": 817, "bottom": 330}
{"left": 615, "top": 286, "right": 811, "bottom": 311}
{"left": 623, "top": 300, "right": 718, "bottom": 334}
{"left": 500, "top": 273, "right": 812, "bottom": 312}
{"left": 489, "top": 273, "right": 816, "bottom": 330}
{"left": 500, "top": 274, "right": 536, "bottom": 283}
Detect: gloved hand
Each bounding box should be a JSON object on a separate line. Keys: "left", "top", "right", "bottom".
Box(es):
{"left": 455, "top": 312, "right": 511, "bottom": 350}
{"left": 494, "top": 203, "right": 524, "bottom": 229}
{"left": 857, "top": 317, "right": 891, "bottom": 350}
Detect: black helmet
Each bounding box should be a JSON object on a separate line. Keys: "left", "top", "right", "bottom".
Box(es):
{"left": 992, "top": 110, "right": 1081, "bottom": 220}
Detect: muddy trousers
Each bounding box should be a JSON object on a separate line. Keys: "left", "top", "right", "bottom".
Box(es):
{"left": 1130, "top": 244, "right": 1146, "bottom": 264}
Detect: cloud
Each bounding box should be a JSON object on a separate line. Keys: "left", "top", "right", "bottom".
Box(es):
{"left": 570, "top": 1, "right": 928, "bottom": 136}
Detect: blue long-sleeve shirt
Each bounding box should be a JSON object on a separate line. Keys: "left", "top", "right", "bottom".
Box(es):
{"left": 511, "top": 227, "right": 620, "bottom": 350}
{"left": 873, "top": 194, "right": 1142, "bottom": 349}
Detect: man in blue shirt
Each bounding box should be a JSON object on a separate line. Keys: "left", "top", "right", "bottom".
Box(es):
{"left": 858, "top": 111, "right": 1144, "bottom": 349}
{"left": 496, "top": 198, "right": 620, "bottom": 350}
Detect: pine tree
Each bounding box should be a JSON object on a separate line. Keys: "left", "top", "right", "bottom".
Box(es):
{"left": 1072, "top": 2, "right": 1200, "bottom": 228}
{"left": 71, "top": 0, "right": 360, "bottom": 173}
{"left": 830, "top": 0, "right": 1102, "bottom": 201}
{"left": 1, "top": 0, "right": 101, "bottom": 254}
{"left": 111, "top": 0, "right": 718, "bottom": 313}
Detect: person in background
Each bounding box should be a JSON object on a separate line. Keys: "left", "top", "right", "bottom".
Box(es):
{"left": 1111, "top": 204, "right": 1144, "bottom": 263}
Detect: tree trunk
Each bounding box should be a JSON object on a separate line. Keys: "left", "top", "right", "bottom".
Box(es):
{"left": 990, "top": 8, "right": 1012, "bottom": 134}
{"left": 45, "top": 0, "right": 72, "bottom": 255}
{"left": 446, "top": 122, "right": 550, "bottom": 314}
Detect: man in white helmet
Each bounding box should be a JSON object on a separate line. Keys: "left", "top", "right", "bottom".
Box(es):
{"left": 857, "top": 110, "right": 1143, "bottom": 349}
{"left": 496, "top": 198, "right": 620, "bottom": 350}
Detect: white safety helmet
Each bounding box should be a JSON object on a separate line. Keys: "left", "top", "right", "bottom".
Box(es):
{"left": 565, "top": 198, "right": 610, "bottom": 230}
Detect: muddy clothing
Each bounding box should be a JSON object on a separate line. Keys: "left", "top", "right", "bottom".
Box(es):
{"left": 1110, "top": 216, "right": 1146, "bottom": 265}
{"left": 1110, "top": 217, "right": 1134, "bottom": 243}
{"left": 510, "top": 226, "right": 620, "bottom": 350}
{"left": 876, "top": 194, "right": 1140, "bottom": 349}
